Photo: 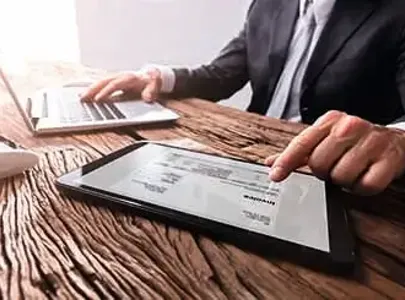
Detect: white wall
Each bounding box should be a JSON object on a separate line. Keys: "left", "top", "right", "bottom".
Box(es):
{"left": 0, "top": 1, "right": 252, "bottom": 109}
{"left": 74, "top": 0, "right": 252, "bottom": 109}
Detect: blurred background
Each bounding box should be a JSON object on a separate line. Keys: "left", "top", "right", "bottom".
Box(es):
{"left": 0, "top": 0, "right": 252, "bottom": 109}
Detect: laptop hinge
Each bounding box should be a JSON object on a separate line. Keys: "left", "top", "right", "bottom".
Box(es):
{"left": 29, "top": 90, "right": 48, "bottom": 118}
{"left": 27, "top": 91, "right": 47, "bottom": 129}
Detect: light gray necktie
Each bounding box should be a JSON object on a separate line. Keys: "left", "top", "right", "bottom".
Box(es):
{"left": 266, "top": 0, "right": 317, "bottom": 119}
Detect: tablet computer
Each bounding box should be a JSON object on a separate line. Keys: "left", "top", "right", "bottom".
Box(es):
{"left": 56, "top": 141, "right": 356, "bottom": 274}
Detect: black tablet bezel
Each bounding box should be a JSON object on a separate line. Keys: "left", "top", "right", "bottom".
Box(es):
{"left": 56, "top": 141, "right": 356, "bottom": 274}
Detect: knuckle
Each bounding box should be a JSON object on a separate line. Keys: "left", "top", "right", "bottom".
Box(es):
{"left": 325, "top": 110, "right": 345, "bottom": 119}
{"left": 344, "top": 116, "right": 368, "bottom": 131}
{"left": 314, "top": 110, "right": 344, "bottom": 126}
{"left": 343, "top": 115, "right": 366, "bottom": 128}
{"left": 333, "top": 115, "right": 369, "bottom": 138}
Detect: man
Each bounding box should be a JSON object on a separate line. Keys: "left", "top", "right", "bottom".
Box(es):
{"left": 82, "top": 0, "right": 405, "bottom": 195}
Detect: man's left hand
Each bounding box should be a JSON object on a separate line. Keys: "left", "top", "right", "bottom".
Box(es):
{"left": 265, "top": 111, "right": 405, "bottom": 195}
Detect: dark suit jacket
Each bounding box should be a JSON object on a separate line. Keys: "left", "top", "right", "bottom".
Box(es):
{"left": 169, "top": 0, "right": 405, "bottom": 125}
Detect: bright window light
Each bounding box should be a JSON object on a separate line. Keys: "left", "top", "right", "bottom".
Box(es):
{"left": 0, "top": 0, "right": 80, "bottom": 65}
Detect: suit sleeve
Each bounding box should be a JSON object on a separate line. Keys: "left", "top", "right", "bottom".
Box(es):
{"left": 387, "top": 24, "right": 405, "bottom": 129}
{"left": 167, "top": 2, "right": 257, "bottom": 101}
{"left": 397, "top": 25, "right": 405, "bottom": 109}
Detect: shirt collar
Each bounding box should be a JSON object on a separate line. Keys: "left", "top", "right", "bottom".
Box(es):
{"left": 300, "top": 0, "right": 336, "bottom": 24}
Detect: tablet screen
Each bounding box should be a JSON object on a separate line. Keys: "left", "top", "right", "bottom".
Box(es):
{"left": 77, "top": 143, "right": 330, "bottom": 252}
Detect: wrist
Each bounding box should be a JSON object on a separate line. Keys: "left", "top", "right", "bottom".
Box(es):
{"left": 140, "top": 64, "right": 175, "bottom": 93}
{"left": 133, "top": 66, "right": 162, "bottom": 93}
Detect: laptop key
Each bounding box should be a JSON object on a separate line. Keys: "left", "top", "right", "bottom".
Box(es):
{"left": 85, "top": 102, "right": 104, "bottom": 121}
{"left": 107, "top": 103, "right": 126, "bottom": 119}
{"left": 59, "top": 100, "right": 93, "bottom": 123}
{"left": 96, "top": 103, "right": 115, "bottom": 120}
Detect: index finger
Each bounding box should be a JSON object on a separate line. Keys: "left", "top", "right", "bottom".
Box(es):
{"left": 80, "top": 77, "right": 114, "bottom": 101}
{"left": 270, "top": 120, "right": 334, "bottom": 182}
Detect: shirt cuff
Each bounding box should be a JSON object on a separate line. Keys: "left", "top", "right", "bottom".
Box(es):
{"left": 140, "top": 64, "right": 176, "bottom": 93}
{"left": 387, "top": 120, "right": 405, "bottom": 131}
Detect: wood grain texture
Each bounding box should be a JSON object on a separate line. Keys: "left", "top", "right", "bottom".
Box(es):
{"left": 1, "top": 61, "right": 405, "bottom": 299}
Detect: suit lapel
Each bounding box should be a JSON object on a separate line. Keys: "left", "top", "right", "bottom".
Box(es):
{"left": 302, "top": 0, "right": 378, "bottom": 91}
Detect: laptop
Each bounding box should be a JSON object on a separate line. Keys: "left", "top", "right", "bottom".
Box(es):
{"left": 0, "top": 67, "right": 179, "bottom": 135}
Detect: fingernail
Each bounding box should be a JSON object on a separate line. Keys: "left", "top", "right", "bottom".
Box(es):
{"left": 270, "top": 166, "right": 286, "bottom": 181}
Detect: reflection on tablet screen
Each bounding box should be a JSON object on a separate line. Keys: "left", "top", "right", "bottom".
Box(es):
{"left": 76, "top": 143, "right": 330, "bottom": 252}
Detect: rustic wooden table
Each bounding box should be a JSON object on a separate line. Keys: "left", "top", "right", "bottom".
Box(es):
{"left": 1, "top": 61, "right": 405, "bottom": 299}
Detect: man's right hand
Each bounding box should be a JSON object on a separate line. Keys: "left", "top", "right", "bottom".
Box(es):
{"left": 80, "top": 67, "right": 163, "bottom": 102}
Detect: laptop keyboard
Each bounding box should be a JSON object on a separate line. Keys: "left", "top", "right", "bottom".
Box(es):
{"left": 42, "top": 87, "right": 162, "bottom": 124}
{"left": 54, "top": 95, "right": 94, "bottom": 123}
{"left": 47, "top": 91, "right": 126, "bottom": 123}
